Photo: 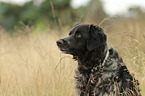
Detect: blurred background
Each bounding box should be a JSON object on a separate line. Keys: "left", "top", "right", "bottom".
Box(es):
{"left": 0, "top": 0, "right": 145, "bottom": 96}
{"left": 0, "top": 0, "right": 145, "bottom": 31}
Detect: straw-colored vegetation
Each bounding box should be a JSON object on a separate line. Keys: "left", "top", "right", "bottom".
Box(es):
{"left": 0, "top": 18, "right": 145, "bottom": 96}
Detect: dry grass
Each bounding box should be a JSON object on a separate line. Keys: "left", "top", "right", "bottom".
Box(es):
{"left": 105, "top": 18, "right": 145, "bottom": 95}
{"left": 0, "top": 30, "right": 76, "bottom": 96}
{"left": 0, "top": 18, "right": 144, "bottom": 96}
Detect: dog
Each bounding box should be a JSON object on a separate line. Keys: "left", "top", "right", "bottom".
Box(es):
{"left": 56, "top": 24, "right": 141, "bottom": 96}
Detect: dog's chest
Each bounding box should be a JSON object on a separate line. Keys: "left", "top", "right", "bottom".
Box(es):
{"left": 75, "top": 62, "right": 119, "bottom": 95}
{"left": 91, "top": 70, "right": 117, "bottom": 95}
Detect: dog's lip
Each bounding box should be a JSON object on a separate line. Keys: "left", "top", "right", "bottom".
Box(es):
{"left": 58, "top": 48, "right": 69, "bottom": 52}
{"left": 60, "top": 49, "right": 69, "bottom": 51}
{"left": 60, "top": 49, "right": 72, "bottom": 54}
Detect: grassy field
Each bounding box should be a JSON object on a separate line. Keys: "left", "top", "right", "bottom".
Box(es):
{"left": 0, "top": 19, "right": 145, "bottom": 96}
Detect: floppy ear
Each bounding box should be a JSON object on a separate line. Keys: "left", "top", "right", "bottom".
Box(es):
{"left": 87, "top": 25, "right": 107, "bottom": 51}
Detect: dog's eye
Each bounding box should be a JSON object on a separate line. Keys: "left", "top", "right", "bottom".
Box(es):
{"left": 75, "top": 33, "right": 81, "bottom": 38}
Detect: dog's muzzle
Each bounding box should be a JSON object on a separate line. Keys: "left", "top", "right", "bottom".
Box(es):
{"left": 56, "top": 39, "right": 70, "bottom": 52}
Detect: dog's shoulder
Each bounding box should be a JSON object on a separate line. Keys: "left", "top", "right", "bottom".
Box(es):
{"left": 108, "top": 48, "right": 124, "bottom": 65}
{"left": 104, "top": 48, "right": 123, "bottom": 70}
{"left": 109, "top": 48, "right": 120, "bottom": 58}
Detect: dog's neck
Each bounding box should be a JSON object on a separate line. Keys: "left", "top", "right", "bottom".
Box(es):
{"left": 76, "top": 44, "right": 108, "bottom": 73}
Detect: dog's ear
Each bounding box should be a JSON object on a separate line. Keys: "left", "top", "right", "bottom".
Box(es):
{"left": 87, "top": 25, "right": 107, "bottom": 51}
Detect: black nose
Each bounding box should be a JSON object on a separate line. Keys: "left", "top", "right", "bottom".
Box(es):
{"left": 57, "top": 39, "right": 68, "bottom": 47}
{"left": 56, "top": 39, "right": 64, "bottom": 46}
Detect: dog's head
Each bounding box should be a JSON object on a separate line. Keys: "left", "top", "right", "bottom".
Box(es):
{"left": 56, "top": 24, "right": 107, "bottom": 56}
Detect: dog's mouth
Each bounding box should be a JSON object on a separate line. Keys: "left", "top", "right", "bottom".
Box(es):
{"left": 57, "top": 44, "right": 82, "bottom": 55}
{"left": 58, "top": 47, "right": 71, "bottom": 53}
{"left": 60, "top": 49, "right": 69, "bottom": 52}
{"left": 59, "top": 48, "right": 69, "bottom": 51}
{"left": 58, "top": 47, "right": 79, "bottom": 55}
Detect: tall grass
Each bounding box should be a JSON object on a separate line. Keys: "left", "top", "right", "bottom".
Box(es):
{"left": 104, "top": 18, "right": 145, "bottom": 95}
{"left": 0, "top": 18, "right": 144, "bottom": 96}
{"left": 0, "top": 29, "right": 76, "bottom": 96}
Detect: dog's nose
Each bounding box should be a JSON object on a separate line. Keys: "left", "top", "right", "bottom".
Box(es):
{"left": 57, "top": 39, "right": 68, "bottom": 47}
{"left": 56, "top": 39, "right": 64, "bottom": 46}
